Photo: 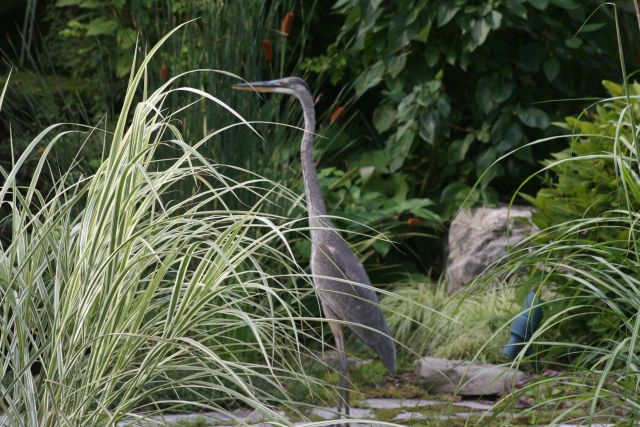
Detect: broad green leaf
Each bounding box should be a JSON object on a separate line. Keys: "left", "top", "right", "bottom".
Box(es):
{"left": 399, "top": 198, "right": 435, "bottom": 210}
{"left": 437, "top": 4, "right": 460, "bottom": 27}
{"left": 415, "top": 21, "right": 432, "bottom": 43}
{"left": 543, "top": 56, "right": 560, "bottom": 82}
{"left": 491, "top": 113, "right": 512, "bottom": 141}
{"left": 581, "top": 22, "right": 606, "bottom": 33}
{"left": 353, "top": 150, "right": 389, "bottom": 172}
{"left": 387, "top": 53, "right": 407, "bottom": 78}
{"left": 364, "top": 172, "right": 409, "bottom": 204}
{"left": 440, "top": 182, "right": 477, "bottom": 206}
{"left": 437, "top": 96, "right": 451, "bottom": 118}
{"left": 496, "top": 122, "right": 525, "bottom": 152}
{"left": 419, "top": 111, "right": 438, "bottom": 144}
{"left": 372, "top": 240, "right": 391, "bottom": 257}
{"left": 551, "top": 0, "right": 578, "bottom": 9}
{"left": 476, "top": 77, "right": 494, "bottom": 114}
{"left": 387, "top": 123, "right": 415, "bottom": 172}
{"left": 295, "top": 239, "right": 311, "bottom": 260}
{"left": 425, "top": 49, "right": 439, "bottom": 67}
{"left": 55, "top": 0, "right": 82, "bottom": 6}
{"left": 409, "top": 207, "right": 443, "bottom": 223}
{"left": 79, "top": 0, "right": 103, "bottom": 8}
{"left": 506, "top": 0, "right": 528, "bottom": 19}
{"left": 491, "top": 79, "right": 514, "bottom": 103}
{"left": 117, "top": 28, "right": 137, "bottom": 50}
{"left": 487, "top": 11, "right": 503, "bottom": 29}
{"left": 476, "top": 122, "right": 491, "bottom": 143}
{"left": 470, "top": 19, "right": 490, "bottom": 47}
{"left": 373, "top": 104, "right": 397, "bottom": 134}
{"left": 396, "top": 92, "right": 417, "bottom": 122}
{"left": 476, "top": 146, "right": 498, "bottom": 174}
{"left": 86, "top": 17, "right": 119, "bottom": 36}
{"left": 448, "top": 134, "right": 474, "bottom": 163}
{"left": 355, "top": 60, "right": 385, "bottom": 96}
{"left": 115, "top": 52, "right": 133, "bottom": 77}
{"left": 528, "top": 0, "right": 549, "bottom": 10}
{"left": 517, "top": 107, "right": 549, "bottom": 129}
{"left": 359, "top": 166, "right": 375, "bottom": 183}
{"left": 565, "top": 37, "right": 582, "bottom": 49}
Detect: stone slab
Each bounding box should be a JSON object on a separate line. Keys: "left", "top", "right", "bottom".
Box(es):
{"left": 416, "top": 356, "right": 526, "bottom": 396}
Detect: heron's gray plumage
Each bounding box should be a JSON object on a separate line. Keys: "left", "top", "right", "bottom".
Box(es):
{"left": 290, "top": 76, "right": 396, "bottom": 372}
{"left": 311, "top": 239, "right": 396, "bottom": 372}
{"left": 233, "top": 76, "right": 396, "bottom": 419}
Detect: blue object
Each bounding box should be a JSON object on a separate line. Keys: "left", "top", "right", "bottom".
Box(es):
{"left": 503, "top": 290, "right": 543, "bottom": 359}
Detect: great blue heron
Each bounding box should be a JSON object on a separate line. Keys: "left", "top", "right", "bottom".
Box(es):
{"left": 233, "top": 77, "right": 396, "bottom": 419}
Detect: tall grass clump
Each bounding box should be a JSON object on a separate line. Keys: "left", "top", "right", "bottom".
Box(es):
{"left": 0, "top": 27, "right": 335, "bottom": 426}
{"left": 382, "top": 280, "right": 517, "bottom": 362}
{"left": 483, "top": 56, "right": 640, "bottom": 427}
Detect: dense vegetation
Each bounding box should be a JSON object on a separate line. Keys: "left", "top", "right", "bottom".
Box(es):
{"left": 306, "top": 0, "right": 640, "bottom": 276}
{"left": 5, "top": 1, "right": 638, "bottom": 278}
{"left": 1, "top": 0, "right": 640, "bottom": 425}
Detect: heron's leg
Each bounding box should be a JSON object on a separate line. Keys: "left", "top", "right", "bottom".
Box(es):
{"left": 329, "top": 322, "right": 349, "bottom": 420}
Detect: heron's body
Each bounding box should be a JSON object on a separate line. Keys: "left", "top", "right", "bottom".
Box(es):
{"left": 233, "top": 77, "right": 396, "bottom": 419}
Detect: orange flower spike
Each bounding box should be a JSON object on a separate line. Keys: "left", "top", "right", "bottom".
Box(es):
{"left": 159, "top": 65, "right": 169, "bottom": 82}
{"left": 281, "top": 12, "right": 294, "bottom": 36}
{"left": 330, "top": 106, "right": 345, "bottom": 122}
{"left": 262, "top": 39, "right": 273, "bottom": 61}
{"left": 407, "top": 217, "right": 423, "bottom": 226}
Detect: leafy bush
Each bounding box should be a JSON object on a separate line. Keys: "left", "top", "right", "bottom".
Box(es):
{"left": 307, "top": 1, "right": 638, "bottom": 218}
{"left": 524, "top": 80, "right": 640, "bottom": 235}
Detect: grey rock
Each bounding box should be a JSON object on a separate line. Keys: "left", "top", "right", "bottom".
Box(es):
{"left": 309, "top": 407, "right": 336, "bottom": 420}
{"left": 393, "top": 411, "right": 427, "bottom": 421}
{"left": 446, "top": 206, "right": 537, "bottom": 293}
{"left": 118, "top": 409, "right": 287, "bottom": 426}
{"left": 451, "top": 400, "right": 494, "bottom": 411}
{"left": 309, "top": 407, "right": 373, "bottom": 421}
{"left": 416, "top": 356, "right": 526, "bottom": 396}
{"left": 364, "top": 398, "right": 438, "bottom": 409}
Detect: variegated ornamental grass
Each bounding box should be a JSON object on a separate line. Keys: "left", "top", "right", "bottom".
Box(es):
{"left": 0, "top": 26, "right": 341, "bottom": 426}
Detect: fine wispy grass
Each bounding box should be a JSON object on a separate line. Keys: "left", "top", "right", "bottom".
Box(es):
{"left": 382, "top": 280, "right": 518, "bottom": 363}
{"left": 0, "top": 25, "right": 362, "bottom": 426}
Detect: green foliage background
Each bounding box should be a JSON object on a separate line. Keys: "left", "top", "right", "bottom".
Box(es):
{"left": 312, "top": 0, "right": 637, "bottom": 214}
{"left": 526, "top": 80, "right": 640, "bottom": 232}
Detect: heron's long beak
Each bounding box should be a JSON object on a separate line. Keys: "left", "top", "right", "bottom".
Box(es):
{"left": 231, "top": 80, "right": 281, "bottom": 93}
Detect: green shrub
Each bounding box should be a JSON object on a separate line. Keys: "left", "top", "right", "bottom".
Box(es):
{"left": 517, "top": 80, "right": 640, "bottom": 341}
{"left": 525, "top": 80, "right": 640, "bottom": 235}
{"left": 306, "top": 1, "right": 638, "bottom": 219}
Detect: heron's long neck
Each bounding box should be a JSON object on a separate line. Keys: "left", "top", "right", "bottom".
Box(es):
{"left": 298, "top": 92, "right": 329, "bottom": 230}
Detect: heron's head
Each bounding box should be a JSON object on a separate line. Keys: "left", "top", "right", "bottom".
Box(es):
{"left": 232, "top": 76, "right": 310, "bottom": 97}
